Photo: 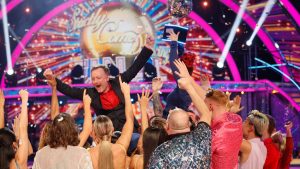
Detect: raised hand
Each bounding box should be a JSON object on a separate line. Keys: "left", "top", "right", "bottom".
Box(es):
{"left": 152, "top": 77, "right": 163, "bottom": 93}
{"left": 119, "top": 76, "right": 130, "bottom": 96}
{"left": 43, "top": 68, "right": 53, "bottom": 79}
{"left": 285, "top": 121, "right": 293, "bottom": 130}
{"left": 0, "top": 89, "right": 4, "bottom": 107}
{"left": 13, "top": 115, "right": 20, "bottom": 140}
{"left": 138, "top": 88, "right": 152, "bottom": 109}
{"left": 200, "top": 74, "right": 211, "bottom": 90}
{"left": 167, "top": 29, "right": 180, "bottom": 41}
{"left": 285, "top": 121, "right": 293, "bottom": 137}
{"left": 228, "top": 95, "right": 244, "bottom": 113}
{"left": 178, "top": 77, "right": 193, "bottom": 91}
{"left": 83, "top": 89, "right": 91, "bottom": 106}
{"left": 174, "top": 59, "right": 191, "bottom": 79}
{"left": 19, "top": 89, "right": 29, "bottom": 102}
{"left": 43, "top": 68, "right": 56, "bottom": 87}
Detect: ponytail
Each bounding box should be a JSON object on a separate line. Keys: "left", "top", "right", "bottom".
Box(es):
{"left": 98, "top": 141, "right": 114, "bottom": 169}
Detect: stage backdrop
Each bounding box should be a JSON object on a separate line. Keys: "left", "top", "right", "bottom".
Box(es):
{"left": 11, "top": 0, "right": 233, "bottom": 87}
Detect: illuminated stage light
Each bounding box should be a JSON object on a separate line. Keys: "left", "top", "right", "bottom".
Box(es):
{"left": 1, "top": 0, "right": 14, "bottom": 78}
{"left": 217, "top": 62, "right": 224, "bottom": 68}
{"left": 274, "top": 42, "right": 279, "bottom": 49}
{"left": 246, "top": 40, "right": 252, "bottom": 46}
{"left": 37, "top": 67, "right": 42, "bottom": 73}
{"left": 203, "top": 1, "right": 208, "bottom": 7}
{"left": 212, "top": 65, "right": 225, "bottom": 80}
{"left": 7, "top": 69, "right": 14, "bottom": 75}
{"left": 25, "top": 7, "right": 31, "bottom": 13}
{"left": 246, "top": 0, "right": 276, "bottom": 47}
{"left": 5, "top": 71, "right": 17, "bottom": 87}
{"left": 218, "top": 0, "right": 249, "bottom": 69}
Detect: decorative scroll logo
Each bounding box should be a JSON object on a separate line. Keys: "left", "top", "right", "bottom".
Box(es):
{"left": 68, "top": 2, "right": 155, "bottom": 58}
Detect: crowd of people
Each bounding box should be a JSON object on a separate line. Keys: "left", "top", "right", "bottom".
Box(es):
{"left": 0, "top": 33, "right": 295, "bottom": 169}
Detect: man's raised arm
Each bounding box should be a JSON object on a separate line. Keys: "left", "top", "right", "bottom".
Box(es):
{"left": 121, "top": 35, "right": 154, "bottom": 83}
{"left": 44, "top": 68, "right": 84, "bottom": 100}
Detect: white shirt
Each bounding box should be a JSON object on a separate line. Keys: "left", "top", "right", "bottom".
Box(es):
{"left": 239, "top": 138, "right": 267, "bottom": 169}
{"left": 32, "top": 145, "right": 93, "bottom": 169}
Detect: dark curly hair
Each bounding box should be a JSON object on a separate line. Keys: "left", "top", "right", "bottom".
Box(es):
{"left": 48, "top": 113, "right": 79, "bottom": 148}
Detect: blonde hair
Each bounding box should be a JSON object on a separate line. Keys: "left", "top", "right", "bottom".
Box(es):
{"left": 205, "top": 89, "right": 229, "bottom": 106}
{"left": 93, "top": 115, "right": 114, "bottom": 169}
{"left": 247, "top": 110, "right": 269, "bottom": 137}
{"left": 271, "top": 131, "right": 285, "bottom": 151}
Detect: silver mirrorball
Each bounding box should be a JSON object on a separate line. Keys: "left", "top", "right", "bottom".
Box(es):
{"left": 168, "top": 0, "right": 193, "bottom": 18}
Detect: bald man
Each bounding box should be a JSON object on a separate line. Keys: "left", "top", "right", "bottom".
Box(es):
{"left": 148, "top": 108, "right": 211, "bottom": 168}
{"left": 166, "top": 108, "right": 191, "bottom": 135}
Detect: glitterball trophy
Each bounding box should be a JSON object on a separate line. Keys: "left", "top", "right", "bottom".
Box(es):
{"left": 168, "top": 0, "right": 193, "bottom": 18}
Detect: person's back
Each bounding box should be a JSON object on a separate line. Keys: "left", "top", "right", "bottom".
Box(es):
{"left": 211, "top": 112, "right": 243, "bottom": 169}
{"left": 239, "top": 138, "right": 267, "bottom": 169}
{"left": 33, "top": 145, "right": 93, "bottom": 169}
{"left": 90, "top": 143, "right": 127, "bottom": 169}
{"left": 148, "top": 121, "right": 211, "bottom": 168}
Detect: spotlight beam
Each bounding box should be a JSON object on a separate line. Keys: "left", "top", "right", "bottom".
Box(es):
{"left": 247, "top": 0, "right": 277, "bottom": 45}
{"left": 217, "top": 0, "right": 250, "bottom": 68}
{"left": 248, "top": 63, "right": 286, "bottom": 69}
{"left": 8, "top": 26, "right": 40, "bottom": 70}
{"left": 255, "top": 58, "right": 300, "bottom": 90}
{"left": 1, "top": 0, "right": 13, "bottom": 74}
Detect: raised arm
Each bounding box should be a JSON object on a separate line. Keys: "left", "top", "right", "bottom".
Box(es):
{"left": 0, "top": 90, "right": 5, "bottom": 129}
{"left": 16, "top": 90, "right": 30, "bottom": 168}
{"left": 168, "top": 30, "right": 181, "bottom": 81}
{"left": 175, "top": 60, "right": 212, "bottom": 125}
{"left": 280, "top": 122, "right": 294, "bottom": 169}
{"left": 228, "top": 95, "right": 244, "bottom": 113}
{"left": 121, "top": 36, "right": 154, "bottom": 83}
{"left": 136, "top": 89, "right": 151, "bottom": 152}
{"left": 44, "top": 71, "right": 60, "bottom": 120}
{"left": 116, "top": 76, "right": 134, "bottom": 150}
{"left": 78, "top": 89, "right": 93, "bottom": 147}
{"left": 152, "top": 77, "right": 163, "bottom": 117}
{"left": 44, "top": 68, "right": 84, "bottom": 100}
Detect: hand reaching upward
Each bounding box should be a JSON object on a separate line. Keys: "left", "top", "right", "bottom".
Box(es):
{"left": 138, "top": 88, "right": 152, "bottom": 109}
{"left": 83, "top": 89, "right": 91, "bottom": 106}
{"left": 167, "top": 29, "right": 180, "bottom": 41}
{"left": 43, "top": 69, "right": 56, "bottom": 87}
{"left": 119, "top": 76, "right": 130, "bottom": 96}
{"left": 174, "top": 59, "right": 191, "bottom": 79}
{"left": 152, "top": 77, "right": 163, "bottom": 93}
{"left": 228, "top": 95, "right": 244, "bottom": 113}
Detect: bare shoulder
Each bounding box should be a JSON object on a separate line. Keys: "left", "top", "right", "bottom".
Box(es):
{"left": 88, "top": 146, "right": 98, "bottom": 154}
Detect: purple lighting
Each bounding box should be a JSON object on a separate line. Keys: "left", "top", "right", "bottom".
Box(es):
{"left": 1, "top": 0, "right": 242, "bottom": 88}
{"left": 0, "top": 0, "right": 23, "bottom": 19}
{"left": 279, "top": 0, "right": 300, "bottom": 27}
{"left": 220, "top": 0, "right": 290, "bottom": 82}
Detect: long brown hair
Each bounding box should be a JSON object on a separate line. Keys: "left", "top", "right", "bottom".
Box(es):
{"left": 48, "top": 113, "right": 80, "bottom": 148}
{"left": 143, "top": 127, "right": 168, "bottom": 168}
{"left": 0, "top": 128, "right": 16, "bottom": 169}
{"left": 93, "top": 115, "right": 114, "bottom": 169}
{"left": 38, "top": 122, "right": 51, "bottom": 150}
